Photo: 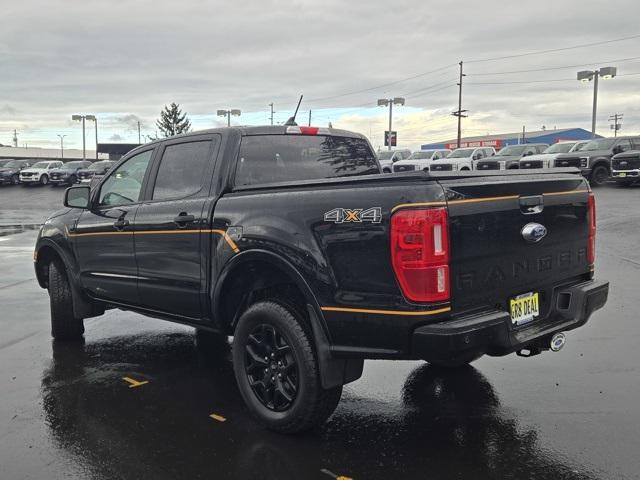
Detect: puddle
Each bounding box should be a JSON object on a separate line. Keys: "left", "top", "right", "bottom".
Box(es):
{"left": 0, "top": 224, "right": 42, "bottom": 238}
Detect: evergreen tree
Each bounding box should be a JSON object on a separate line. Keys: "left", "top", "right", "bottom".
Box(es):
{"left": 156, "top": 103, "right": 192, "bottom": 137}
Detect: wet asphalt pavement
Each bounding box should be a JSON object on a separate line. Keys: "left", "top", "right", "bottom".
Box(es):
{"left": 1, "top": 184, "right": 639, "bottom": 480}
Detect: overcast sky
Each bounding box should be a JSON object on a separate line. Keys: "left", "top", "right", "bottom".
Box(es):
{"left": 1, "top": 0, "right": 639, "bottom": 151}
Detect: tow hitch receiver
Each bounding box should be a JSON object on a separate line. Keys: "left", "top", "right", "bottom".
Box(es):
{"left": 517, "top": 332, "right": 566, "bottom": 357}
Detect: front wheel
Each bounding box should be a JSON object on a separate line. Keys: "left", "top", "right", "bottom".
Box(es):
{"left": 11, "top": 174, "right": 19, "bottom": 185}
{"left": 48, "top": 260, "right": 84, "bottom": 340}
{"left": 590, "top": 165, "right": 609, "bottom": 186}
{"left": 232, "top": 301, "right": 342, "bottom": 434}
{"left": 40, "top": 175, "right": 49, "bottom": 185}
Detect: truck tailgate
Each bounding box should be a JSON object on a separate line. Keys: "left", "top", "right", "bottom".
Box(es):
{"left": 438, "top": 173, "right": 591, "bottom": 316}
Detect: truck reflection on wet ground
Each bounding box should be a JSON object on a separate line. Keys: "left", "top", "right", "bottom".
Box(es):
{"left": 42, "top": 331, "right": 600, "bottom": 480}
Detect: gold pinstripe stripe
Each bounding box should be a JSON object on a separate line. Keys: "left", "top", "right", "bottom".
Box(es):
{"left": 392, "top": 189, "right": 589, "bottom": 212}
{"left": 66, "top": 228, "right": 240, "bottom": 253}
{"left": 321, "top": 306, "right": 451, "bottom": 316}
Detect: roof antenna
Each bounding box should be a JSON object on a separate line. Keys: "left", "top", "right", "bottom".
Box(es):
{"left": 284, "top": 95, "right": 303, "bottom": 126}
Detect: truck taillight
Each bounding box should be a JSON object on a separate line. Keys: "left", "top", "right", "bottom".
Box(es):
{"left": 587, "top": 192, "right": 596, "bottom": 264}
{"left": 390, "top": 207, "right": 450, "bottom": 302}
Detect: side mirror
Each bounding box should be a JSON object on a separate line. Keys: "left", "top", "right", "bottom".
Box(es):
{"left": 612, "top": 146, "right": 622, "bottom": 154}
{"left": 472, "top": 154, "right": 480, "bottom": 160}
{"left": 64, "top": 186, "right": 91, "bottom": 209}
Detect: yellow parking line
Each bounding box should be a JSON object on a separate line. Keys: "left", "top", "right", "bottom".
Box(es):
{"left": 122, "top": 377, "right": 149, "bottom": 388}
{"left": 209, "top": 413, "right": 227, "bottom": 422}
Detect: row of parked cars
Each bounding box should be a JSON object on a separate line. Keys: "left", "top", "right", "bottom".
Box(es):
{"left": 0, "top": 159, "right": 115, "bottom": 186}
{"left": 380, "top": 135, "right": 640, "bottom": 187}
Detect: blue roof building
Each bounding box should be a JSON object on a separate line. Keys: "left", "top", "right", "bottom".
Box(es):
{"left": 421, "top": 127, "right": 597, "bottom": 150}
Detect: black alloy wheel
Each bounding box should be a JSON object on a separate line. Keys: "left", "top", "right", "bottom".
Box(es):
{"left": 244, "top": 323, "right": 299, "bottom": 412}
{"left": 11, "top": 174, "right": 19, "bottom": 185}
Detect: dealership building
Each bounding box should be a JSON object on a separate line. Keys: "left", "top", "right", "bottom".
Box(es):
{"left": 421, "top": 127, "right": 595, "bottom": 151}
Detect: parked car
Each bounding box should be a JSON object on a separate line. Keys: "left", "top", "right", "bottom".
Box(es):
{"left": 77, "top": 160, "right": 115, "bottom": 184}
{"left": 552, "top": 136, "right": 640, "bottom": 186}
{"left": 20, "top": 160, "right": 63, "bottom": 185}
{"left": 377, "top": 149, "right": 411, "bottom": 173}
{"left": 49, "top": 160, "right": 93, "bottom": 186}
{"left": 610, "top": 150, "right": 640, "bottom": 186}
{"left": 519, "top": 141, "right": 589, "bottom": 169}
{"left": 0, "top": 159, "right": 13, "bottom": 168}
{"left": 392, "top": 149, "right": 451, "bottom": 172}
{"left": 34, "top": 125, "right": 608, "bottom": 434}
{"left": 430, "top": 147, "right": 495, "bottom": 172}
{"left": 0, "top": 159, "right": 33, "bottom": 185}
{"left": 475, "top": 144, "right": 547, "bottom": 171}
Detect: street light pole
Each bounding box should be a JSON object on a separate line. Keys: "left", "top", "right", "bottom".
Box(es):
{"left": 57, "top": 134, "right": 66, "bottom": 159}
{"left": 217, "top": 109, "right": 241, "bottom": 127}
{"left": 377, "top": 97, "right": 405, "bottom": 151}
{"left": 577, "top": 67, "right": 617, "bottom": 138}
{"left": 72, "top": 114, "right": 98, "bottom": 161}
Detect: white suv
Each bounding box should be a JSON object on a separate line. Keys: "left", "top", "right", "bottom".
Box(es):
{"left": 430, "top": 147, "right": 495, "bottom": 172}
{"left": 392, "top": 149, "right": 452, "bottom": 172}
{"left": 377, "top": 149, "right": 412, "bottom": 173}
{"left": 19, "top": 161, "right": 63, "bottom": 185}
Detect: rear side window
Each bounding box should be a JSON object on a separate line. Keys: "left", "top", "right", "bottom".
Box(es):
{"left": 152, "top": 140, "right": 213, "bottom": 200}
{"left": 235, "top": 135, "right": 378, "bottom": 186}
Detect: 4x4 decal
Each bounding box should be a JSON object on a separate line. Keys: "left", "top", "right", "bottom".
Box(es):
{"left": 324, "top": 207, "right": 382, "bottom": 224}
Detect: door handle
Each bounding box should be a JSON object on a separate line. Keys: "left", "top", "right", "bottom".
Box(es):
{"left": 173, "top": 213, "right": 195, "bottom": 227}
{"left": 113, "top": 218, "right": 130, "bottom": 230}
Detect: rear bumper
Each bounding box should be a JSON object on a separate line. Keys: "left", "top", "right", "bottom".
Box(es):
{"left": 412, "top": 279, "right": 608, "bottom": 362}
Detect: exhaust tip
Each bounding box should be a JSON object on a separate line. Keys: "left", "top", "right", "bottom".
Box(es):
{"left": 550, "top": 333, "right": 566, "bottom": 352}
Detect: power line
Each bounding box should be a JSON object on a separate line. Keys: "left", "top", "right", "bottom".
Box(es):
{"left": 466, "top": 71, "right": 640, "bottom": 85}
{"left": 467, "top": 56, "right": 640, "bottom": 76}
{"left": 306, "top": 64, "right": 457, "bottom": 103}
{"left": 466, "top": 33, "right": 640, "bottom": 63}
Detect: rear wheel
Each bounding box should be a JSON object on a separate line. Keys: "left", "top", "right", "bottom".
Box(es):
{"left": 590, "top": 165, "right": 609, "bottom": 186}
{"left": 48, "top": 260, "right": 84, "bottom": 340}
{"left": 232, "top": 301, "right": 342, "bottom": 433}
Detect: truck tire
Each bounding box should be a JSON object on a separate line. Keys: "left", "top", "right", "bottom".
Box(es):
{"left": 590, "top": 165, "right": 609, "bottom": 187}
{"left": 49, "top": 260, "right": 84, "bottom": 340}
{"left": 40, "top": 174, "right": 49, "bottom": 185}
{"left": 232, "top": 301, "right": 342, "bottom": 434}
{"left": 11, "top": 174, "right": 19, "bottom": 185}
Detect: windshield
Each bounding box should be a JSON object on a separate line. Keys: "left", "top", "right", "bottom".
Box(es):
{"left": 447, "top": 148, "right": 476, "bottom": 158}
{"left": 377, "top": 151, "right": 394, "bottom": 160}
{"left": 64, "top": 161, "right": 84, "bottom": 168}
{"left": 582, "top": 138, "right": 616, "bottom": 151}
{"left": 3, "top": 160, "right": 22, "bottom": 168}
{"left": 409, "top": 151, "right": 435, "bottom": 160}
{"left": 496, "top": 145, "right": 527, "bottom": 156}
{"left": 543, "top": 143, "right": 575, "bottom": 154}
{"left": 32, "top": 162, "right": 50, "bottom": 169}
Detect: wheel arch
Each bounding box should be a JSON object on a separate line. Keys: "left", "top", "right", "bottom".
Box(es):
{"left": 213, "top": 249, "right": 363, "bottom": 388}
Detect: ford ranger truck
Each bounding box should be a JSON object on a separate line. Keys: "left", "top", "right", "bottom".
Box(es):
{"left": 33, "top": 126, "right": 609, "bottom": 434}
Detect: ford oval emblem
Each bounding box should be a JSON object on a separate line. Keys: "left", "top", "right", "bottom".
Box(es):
{"left": 521, "top": 223, "right": 547, "bottom": 243}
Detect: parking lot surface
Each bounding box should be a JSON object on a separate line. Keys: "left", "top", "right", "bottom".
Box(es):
{"left": 1, "top": 184, "right": 639, "bottom": 479}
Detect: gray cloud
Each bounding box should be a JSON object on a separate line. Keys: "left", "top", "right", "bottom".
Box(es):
{"left": 1, "top": 0, "right": 639, "bottom": 149}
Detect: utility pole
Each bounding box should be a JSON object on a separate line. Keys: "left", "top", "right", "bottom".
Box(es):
{"left": 522, "top": 125, "right": 526, "bottom": 144}
{"left": 93, "top": 117, "right": 98, "bottom": 160}
{"left": 308, "top": 110, "right": 312, "bottom": 127}
{"left": 451, "top": 61, "right": 467, "bottom": 148}
{"left": 57, "top": 134, "right": 66, "bottom": 159}
{"left": 608, "top": 113, "right": 623, "bottom": 137}
{"left": 12, "top": 129, "right": 18, "bottom": 147}
{"left": 269, "top": 103, "right": 275, "bottom": 125}
{"left": 137, "top": 121, "right": 141, "bottom": 143}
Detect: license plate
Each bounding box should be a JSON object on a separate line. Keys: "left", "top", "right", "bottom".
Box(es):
{"left": 510, "top": 292, "right": 539, "bottom": 326}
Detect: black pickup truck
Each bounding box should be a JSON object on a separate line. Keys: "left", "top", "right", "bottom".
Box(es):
{"left": 34, "top": 126, "right": 608, "bottom": 433}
